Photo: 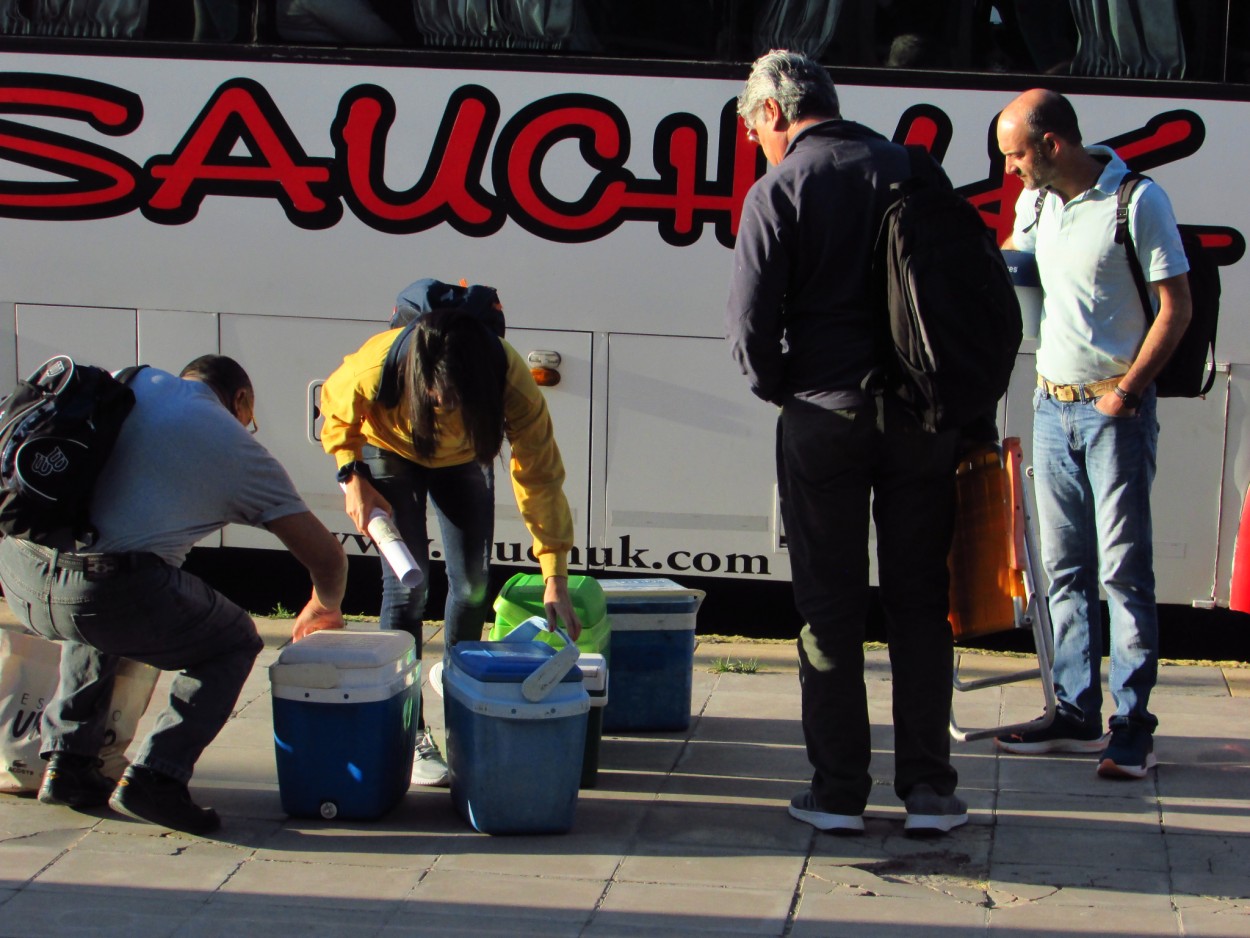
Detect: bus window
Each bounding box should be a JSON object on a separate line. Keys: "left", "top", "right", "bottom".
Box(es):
{"left": 751, "top": 1, "right": 843, "bottom": 61}
{"left": 191, "top": 0, "right": 246, "bottom": 41}
{"left": 1069, "top": 0, "right": 1185, "bottom": 79}
{"left": 414, "top": 0, "right": 574, "bottom": 50}
{"left": 277, "top": 0, "right": 406, "bottom": 46}
{"left": 0, "top": 0, "right": 148, "bottom": 37}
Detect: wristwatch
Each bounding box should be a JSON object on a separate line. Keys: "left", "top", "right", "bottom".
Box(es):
{"left": 336, "top": 460, "right": 373, "bottom": 484}
{"left": 1113, "top": 386, "right": 1142, "bottom": 409}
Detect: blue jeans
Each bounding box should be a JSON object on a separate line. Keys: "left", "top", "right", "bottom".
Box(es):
{"left": 1032, "top": 386, "right": 1160, "bottom": 732}
{"left": 0, "top": 537, "right": 262, "bottom": 783}
{"left": 362, "top": 446, "right": 494, "bottom": 656}
{"left": 778, "top": 396, "right": 960, "bottom": 814}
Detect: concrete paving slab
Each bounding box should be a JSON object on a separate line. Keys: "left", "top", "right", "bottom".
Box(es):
{"left": 615, "top": 844, "right": 804, "bottom": 891}
{"left": 595, "top": 881, "right": 793, "bottom": 935}
{"left": 994, "top": 788, "right": 1161, "bottom": 830}
{"left": 0, "top": 827, "right": 89, "bottom": 883}
{"left": 985, "top": 901, "right": 1179, "bottom": 935}
{"left": 1225, "top": 668, "right": 1250, "bottom": 698}
{"left": 1174, "top": 906, "right": 1250, "bottom": 938}
{"left": 176, "top": 903, "right": 396, "bottom": 938}
{"left": 987, "top": 864, "right": 1174, "bottom": 911}
{"left": 792, "top": 892, "right": 990, "bottom": 937}
{"left": 1157, "top": 761, "right": 1250, "bottom": 799}
{"left": 0, "top": 888, "right": 209, "bottom": 937}
{"left": 1160, "top": 797, "right": 1250, "bottom": 835}
{"left": 214, "top": 856, "right": 426, "bottom": 908}
{"left": 29, "top": 835, "right": 244, "bottom": 896}
{"left": 991, "top": 823, "right": 1170, "bottom": 872}
{"left": 406, "top": 869, "right": 603, "bottom": 923}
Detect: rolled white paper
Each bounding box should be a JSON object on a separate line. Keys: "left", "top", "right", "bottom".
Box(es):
{"left": 366, "top": 508, "right": 423, "bottom": 588}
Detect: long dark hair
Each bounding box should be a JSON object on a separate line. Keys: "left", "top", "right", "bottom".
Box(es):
{"left": 403, "top": 309, "right": 506, "bottom": 461}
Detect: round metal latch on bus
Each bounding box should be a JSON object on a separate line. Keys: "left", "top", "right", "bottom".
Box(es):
{"left": 319, "top": 801, "right": 338, "bottom": 820}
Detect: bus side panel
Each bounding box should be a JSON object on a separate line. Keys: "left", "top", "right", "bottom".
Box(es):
{"left": 603, "top": 333, "right": 786, "bottom": 582}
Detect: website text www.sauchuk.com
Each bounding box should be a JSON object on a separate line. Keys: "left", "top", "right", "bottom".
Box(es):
{"left": 335, "top": 532, "right": 771, "bottom": 576}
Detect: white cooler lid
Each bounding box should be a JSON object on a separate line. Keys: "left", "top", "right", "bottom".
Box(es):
{"left": 270, "top": 630, "right": 416, "bottom": 691}
{"left": 276, "top": 629, "right": 414, "bottom": 668}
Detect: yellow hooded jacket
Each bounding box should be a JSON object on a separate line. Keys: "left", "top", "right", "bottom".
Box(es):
{"left": 320, "top": 328, "right": 573, "bottom": 578}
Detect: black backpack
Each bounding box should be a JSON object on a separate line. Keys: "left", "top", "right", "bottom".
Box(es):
{"left": 873, "top": 147, "right": 1023, "bottom": 433}
{"left": 0, "top": 356, "right": 145, "bottom": 549}
{"left": 375, "top": 280, "right": 507, "bottom": 409}
{"left": 1116, "top": 173, "right": 1220, "bottom": 398}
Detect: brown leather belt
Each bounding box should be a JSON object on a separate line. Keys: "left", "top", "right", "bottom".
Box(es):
{"left": 1038, "top": 375, "right": 1124, "bottom": 403}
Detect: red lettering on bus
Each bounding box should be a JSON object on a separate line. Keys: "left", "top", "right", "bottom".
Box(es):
{"left": 144, "top": 78, "right": 340, "bottom": 228}
{"left": 0, "top": 73, "right": 1240, "bottom": 269}
{"left": 332, "top": 84, "right": 501, "bottom": 234}
{"left": 497, "top": 95, "right": 631, "bottom": 238}
{"left": 0, "top": 74, "right": 142, "bottom": 217}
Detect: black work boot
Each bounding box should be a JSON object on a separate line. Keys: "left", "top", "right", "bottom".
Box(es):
{"left": 38, "top": 752, "right": 115, "bottom": 808}
{"left": 109, "top": 765, "right": 221, "bottom": 835}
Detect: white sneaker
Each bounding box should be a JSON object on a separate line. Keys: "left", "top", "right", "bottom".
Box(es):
{"left": 428, "top": 660, "right": 444, "bottom": 699}
{"left": 410, "top": 729, "right": 449, "bottom": 787}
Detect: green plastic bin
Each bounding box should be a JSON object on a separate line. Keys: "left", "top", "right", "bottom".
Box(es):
{"left": 490, "top": 573, "right": 610, "bottom": 658}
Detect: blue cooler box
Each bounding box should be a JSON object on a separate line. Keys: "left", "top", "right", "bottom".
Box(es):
{"left": 600, "top": 579, "right": 705, "bottom": 732}
{"left": 444, "top": 640, "right": 589, "bottom": 834}
{"left": 270, "top": 630, "right": 418, "bottom": 820}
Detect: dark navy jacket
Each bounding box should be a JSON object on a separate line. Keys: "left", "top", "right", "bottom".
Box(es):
{"left": 725, "top": 119, "right": 914, "bottom": 406}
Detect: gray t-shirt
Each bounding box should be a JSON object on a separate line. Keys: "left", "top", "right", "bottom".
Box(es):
{"left": 90, "top": 368, "right": 308, "bottom": 566}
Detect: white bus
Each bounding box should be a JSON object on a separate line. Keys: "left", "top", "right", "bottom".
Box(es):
{"left": 1, "top": 2, "right": 1247, "bottom": 628}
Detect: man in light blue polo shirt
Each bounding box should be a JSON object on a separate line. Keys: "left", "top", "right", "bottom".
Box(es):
{"left": 994, "top": 89, "right": 1192, "bottom": 779}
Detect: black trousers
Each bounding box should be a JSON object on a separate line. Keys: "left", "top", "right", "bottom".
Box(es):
{"left": 778, "top": 396, "right": 960, "bottom": 815}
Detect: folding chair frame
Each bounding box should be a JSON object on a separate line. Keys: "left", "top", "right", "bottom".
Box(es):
{"left": 949, "top": 437, "right": 1057, "bottom": 743}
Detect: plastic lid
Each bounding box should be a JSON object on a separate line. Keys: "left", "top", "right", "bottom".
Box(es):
{"left": 494, "top": 572, "right": 607, "bottom": 624}
{"left": 275, "top": 629, "right": 414, "bottom": 668}
{"left": 451, "top": 640, "right": 584, "bottom": 684}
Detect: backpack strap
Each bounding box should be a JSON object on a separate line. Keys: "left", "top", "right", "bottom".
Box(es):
{"left": 1115, "top": 172, "right": 1156, "bottom": 325}
{"left": 376, "top": 322, "right": 415, "bottom": 410}
{"left": 374, "top": 319, "right": 510, "bottom": 411}
{"left": 902, "top": 145, "right": 951, "bottom": 190}
{"left": 114, "top": 364, "right": 149, "bottom": 386}
{"left": 1021, "top": 189, "right": 1047, "bottom": 234}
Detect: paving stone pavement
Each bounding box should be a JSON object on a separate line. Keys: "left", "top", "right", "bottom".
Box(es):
{"left": 1, "top": 617, "right": 1247, "bottom": 937}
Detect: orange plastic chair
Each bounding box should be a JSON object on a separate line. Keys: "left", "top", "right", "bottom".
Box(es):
{"left": 947, "top": 437, "right": 1056, "bottom": 743}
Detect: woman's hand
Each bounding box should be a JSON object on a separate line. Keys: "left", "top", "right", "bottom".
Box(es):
{"left": 342, "top": 472, "right": 391, "bottom": 535}
{"left": 543, "top": 574, "right": 583, "bottom": 642}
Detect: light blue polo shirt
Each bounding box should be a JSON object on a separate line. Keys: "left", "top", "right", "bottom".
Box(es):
{"left": 1011, "top": 145, "right": 1189, "bottom": 385}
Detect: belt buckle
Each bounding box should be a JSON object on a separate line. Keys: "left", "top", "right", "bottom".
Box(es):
{"left": 83, "top": 556, "right": 119, "bottom": 579}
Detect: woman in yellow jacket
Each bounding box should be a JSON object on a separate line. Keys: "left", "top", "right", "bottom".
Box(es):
{"left": 320, "top": 279, "right": 582, "bottom": 785}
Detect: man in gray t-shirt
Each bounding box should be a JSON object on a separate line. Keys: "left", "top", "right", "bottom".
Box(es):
{"left": 0, "top": 356, "right": 347, "bottom": 834}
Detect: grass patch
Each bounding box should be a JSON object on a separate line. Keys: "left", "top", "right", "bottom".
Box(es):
{"left": 265, "top": 602, "right": 295, "bottom": 619}
{"left": 710, "top": 656, "right": 760, "bottom": 674}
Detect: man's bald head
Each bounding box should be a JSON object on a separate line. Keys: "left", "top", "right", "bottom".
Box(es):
{"left": 1001, "top": 88, "right": 1083, "bottom": 148}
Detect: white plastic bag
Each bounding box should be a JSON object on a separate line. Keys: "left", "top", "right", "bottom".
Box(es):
{"left": 0, "top": 627, "right": 59, "bottom": 792}
{"left": 0, "top": 625, "right": 159, "bottom": 792}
